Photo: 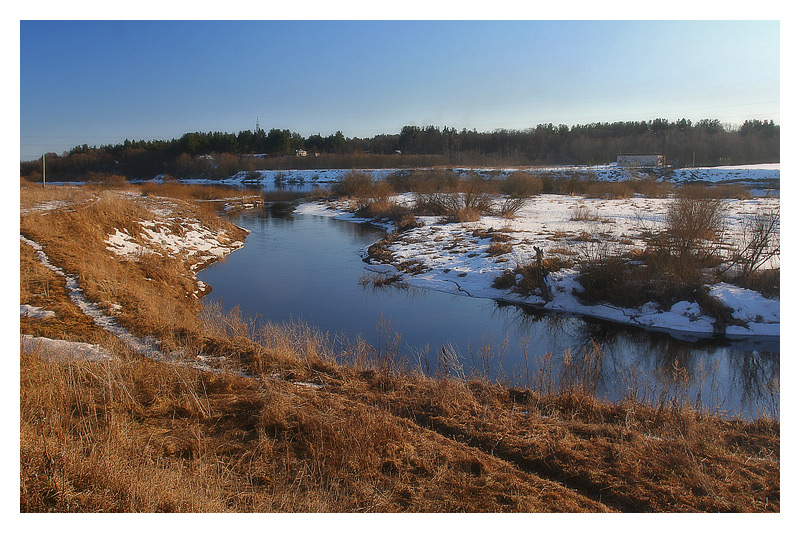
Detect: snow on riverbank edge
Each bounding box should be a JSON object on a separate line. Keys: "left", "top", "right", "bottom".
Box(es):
{"left": 170, "top": 163, "right": 780, "bottom": 192}
{"left": 20, "top": 193, "right": 250, "bottom": 369}
{"left": 296, "top": 197, "right": 779, "bottom": 342}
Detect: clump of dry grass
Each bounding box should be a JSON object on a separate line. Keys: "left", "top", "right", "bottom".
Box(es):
{"left": 486, "top": 241, "right": 513, "bottom": 257}
{"left": 570, "top": 203, "right": 601, "bottom": 221}
{"left": 492, "top": 255, "right": 572, "bottom": 297}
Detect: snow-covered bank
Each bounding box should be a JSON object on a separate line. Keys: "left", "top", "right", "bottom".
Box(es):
{"left": 667, "top": 164, "right": 780, "bottom": 185}
{"left": 20, "top": 191, "right": 250, "bottom": 368}
{"left": 175, "top": 163, "right": 779, "bottom": 193}
{"left": 297, "top": 192, "right": 779, "bottom": 342}
{"left": 105, "top": 220, "right": 245, "bottom": 273}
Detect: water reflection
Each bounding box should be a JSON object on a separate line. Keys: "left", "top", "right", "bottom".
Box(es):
{"left": 490, "top": 298, "right": 780, "bottom": 416}
{"left": 199, "top": 207, "right": 779, "bottom": 420}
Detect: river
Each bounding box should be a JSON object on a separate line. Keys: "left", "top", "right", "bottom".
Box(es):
{"left": 197, "top": 204, "right": 779, "bottom": 419}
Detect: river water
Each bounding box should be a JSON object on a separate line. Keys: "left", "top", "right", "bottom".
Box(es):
{"left": 198, "top": 205, "right": 779, "bottom": 419}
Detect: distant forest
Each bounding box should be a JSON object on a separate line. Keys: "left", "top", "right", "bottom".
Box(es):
{"left": 21, "top": 118, "right": 779, "bottom": 181}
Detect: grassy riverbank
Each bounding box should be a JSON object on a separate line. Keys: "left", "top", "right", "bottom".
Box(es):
{"left": 19, "top": 180, "right": 779, "bottom": 513}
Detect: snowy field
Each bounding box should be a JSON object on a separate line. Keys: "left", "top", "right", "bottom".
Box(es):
{"left": 175, "top": 162, "right": 780, "bottom": 195}
{"left": 296, "top": 183, "right": 779, "bottom": 341}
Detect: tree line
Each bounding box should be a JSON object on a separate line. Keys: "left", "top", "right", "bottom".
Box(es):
{"left": 21, "top": 119, "right": 779, "bottom": 181}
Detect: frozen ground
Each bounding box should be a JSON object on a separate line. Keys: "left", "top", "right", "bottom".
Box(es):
{"left": 296, "top": 183, "right": 779, "bottom": 341}
{"left": 176, "top": 163, "right": 780, "bottom": 194}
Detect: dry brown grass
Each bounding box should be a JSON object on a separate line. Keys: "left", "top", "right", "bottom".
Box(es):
{"left": 19, "top": 182, "right": 780, "bottom": 513}
{"left": 20, "top": 184, "right": 248, "bottom": 352}
{"left": 500, "top": 171, "right": 543, "bottom": 197}
{"left": 20, "top": 180, "right": 100, "bottom": 212}
{"left": 22, "top": 332, "right": 779, "bottom": 513}
{"left": 486, "top": 241, "right": 513, "bottom": 257}
{"left": 138, "top": 180, "right": 246, "bottom": 201}
{"left": 583, "top": 181, "right": 634, "bottom": 199}
{"left": 20, "top": 243, "right": 111, "bottom": 344}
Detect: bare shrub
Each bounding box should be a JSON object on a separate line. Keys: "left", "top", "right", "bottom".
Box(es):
{"left": 496, "top": 196, "right": 528, "bottom": 219}
{"left": 355, "top": 199, "right": 422, "bottom": 233}
{"left": 85, "top": 172, "right": 129, "bottom": 187}
{"left": 540, "top": 173, "right": 589, "bottom": 195}
{"left": 500, "top": 171, "right": 543, "bottom": 197}
{"left": 387, "top": 168, "right": 460, "bottom": 194}
{"left": 675, "top": 183, "right": 752, "bottom": 200}
{"left": 458, "top": 173, "right": 494, "bottom": 214}
{"left": 139, "top": 181, "right": 246, "bottom": 201}
{"left": 395, "top": 213, "right": 423, "bottom": 232}
{"left": 741, "top": 268, "right": 780, "bottom": 298}
{"left": 492, "top": 255, "right": 571, "bottom": 297}
{"left": 576, "top": 257, "right": 648, "bottom": 307}
{"left": 332, "top": 171, "right": 388, "bottom": 199}
{"left": 663, "top": 193, "right": 727, "bottom": 260}
{"left": 722, "top": 208, "right": 779, "bottom": 294}
{"left": 414, "top": 174, "right": 494, "bottom": 222}
{"left": 630, "top": 178, "right": 673, "bottom": 198}
{"left": 577, "top": 193, "right": 729, "bottom": 308}
{"left": 583, "top": 181, "right": 634, "bottom": 199}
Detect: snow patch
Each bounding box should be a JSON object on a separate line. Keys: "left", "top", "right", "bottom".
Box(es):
{"left": 20, "top": 304, "right": 56, "bottom": 319}
{"left": 301, "top": 188, "right": 779, "bottom": 341}
{"left": 21, "top": 335, "right": 111, "bottom": 362}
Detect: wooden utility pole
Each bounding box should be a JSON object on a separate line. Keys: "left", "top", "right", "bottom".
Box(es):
{"left": 42, "top": 154, "right": 46, "bottom": 188}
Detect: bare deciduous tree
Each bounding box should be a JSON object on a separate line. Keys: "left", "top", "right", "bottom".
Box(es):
{"left": 723, "top": 208, "right": 780, "bottom": 283}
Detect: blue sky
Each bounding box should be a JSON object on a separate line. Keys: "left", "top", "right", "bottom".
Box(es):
{"left": 19, "top": 19, "right": 780, "bottom": 160}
